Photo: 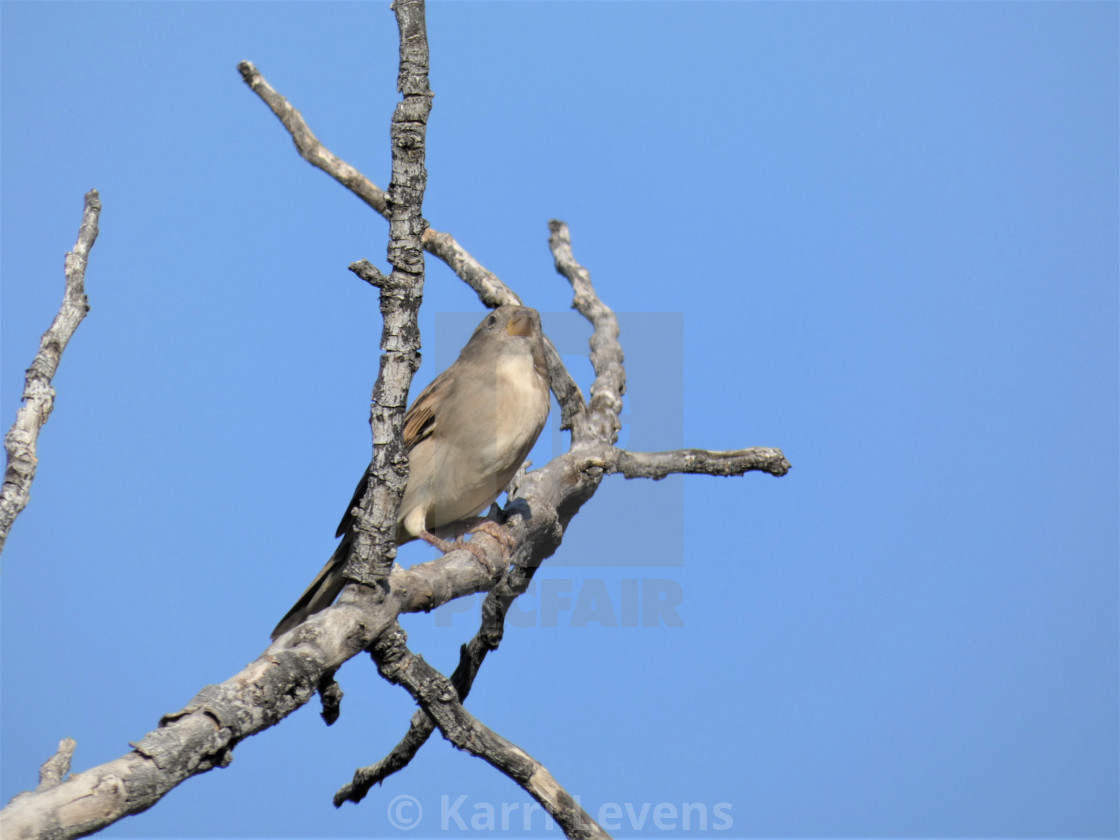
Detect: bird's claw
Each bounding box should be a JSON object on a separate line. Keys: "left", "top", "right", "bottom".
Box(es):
{"left": 466, "top": 520, "right": 516, "bottom": 554}
{"left": 418, "top": 522, "right": 513, "bottom": 566}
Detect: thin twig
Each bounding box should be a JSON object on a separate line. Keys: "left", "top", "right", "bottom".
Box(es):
{"left": 614, "top": 446, "right": 791, "bottom": 479}
{"left": 237, "top": 61, "right": 588, "bottom": 430}
{"left": 237, "top": 60, "right": 500, "bottom": 301}
{"left": 318, "top": 671, "right": 343, "bottom": 726}
{"left": 349, "top": 259, "right": 388, "bottom": 288}
{"left": 370, "top": 625, "right": 612, "bottom": 840}
{"left": 335, "top": 546, "right": 541, "bottom": 802}
{"left": 548, "top": 220, "right": 624, "bottom": 444}
{"left": 238, "top": 61, "right": 389, "bottom": 215}
{"left": 419, "top": 227, "right": 519, "bottom": 307}
{"left": 0, "top": 190, "right": 101, "bottom": 555}
{"left": 36, "top": 738, "right": 76, "bottom": 791}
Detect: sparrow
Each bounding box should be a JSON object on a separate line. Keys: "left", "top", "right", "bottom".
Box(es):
{"left": 271, "top": 305, "right": 551, "bottom": 640}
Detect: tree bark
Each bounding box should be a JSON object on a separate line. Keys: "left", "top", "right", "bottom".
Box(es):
{"left": 0, "top": 6, "right": 790, "bottom": 839}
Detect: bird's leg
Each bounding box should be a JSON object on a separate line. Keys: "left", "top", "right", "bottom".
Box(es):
{"left": 417, "top": 528, "right": 494, "bottom": 567}
{"left": 416, "top": 529, "right": 462, "bottom": 555}
{"left": 464, "top": 520, "right": 516, "bottom": 554}
{"left": 417, "top": 518, "right": 514, "bottom": 564}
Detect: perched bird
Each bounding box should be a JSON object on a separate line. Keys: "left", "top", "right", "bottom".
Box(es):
{"left": 271, "top": 305, "right": 551, "bottom": 640}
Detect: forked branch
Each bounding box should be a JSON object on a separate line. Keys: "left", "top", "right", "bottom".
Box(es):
{"left": 1, "top": 5, "right": 790, "bottom": 838}
{"left": 337, "top": 217, "right": 628, "bottom": 804}
{"left": 238, "top": 59, "right": 588, "bottom": 432}
{"left": 370, "top": 625, "right": 611, "bottom": 840}
{"left": 336, "top": 212, "right": 789, "bottom": 815}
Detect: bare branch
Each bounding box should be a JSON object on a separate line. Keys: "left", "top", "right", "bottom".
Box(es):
{"left": 335, "top": 224, "right": 620, "bottom": 798}
{"left": 341, "top": 223, "right": 702, "bottom": 799}
{"left": 36, "top": 738, "right": 76, "bottom": 792}
{"left": 2, "top": 14, "right": 791, "bottom": 831}
{"left": 614, "top": 446, "right": 791, "bottom": 480}
{"left": 318, "top": 671, "right": 343, "bottom": 726}
{"left": 369, "top": 625, "right": 612, "bottom": 840}
{"left": 237, "top": 62, "right": 588, "bottom": 431}
{"left": 543, "top": 336, "right": 589, "bottom": 433}
{"left": 349, "top": 259, "right": 388, "bottom": 288}
{"left": 0, "top": 220, "right": 789, "bottom": 837}
{"left": 335, "top": 535, "right": 542, "bottom": 801}
{"left": 342, "top": 0, "right": 432, "bottom": 589}
{"left": 548, "top": 220, "right": 624, "bottom": 444}
{"left": 237, "top": 60, "right": 389, "bottom": 215}
{"left": 0, "top": 540, "right": 511, "bottom": 840}
{"left": 237, "top": 60, "right": 505, "bottom": 302}
{"left": 0, "top": 190, "right": 101, "bottom": 555}
{"left": 419, "top": 227, "right": 519, "bottom": 307}
{"left": 334, "top": 708, "right": 432, "bottom": 803}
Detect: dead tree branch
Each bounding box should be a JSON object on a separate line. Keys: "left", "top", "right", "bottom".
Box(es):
{"left": 237, "top": 62, "right": 389, "bottom": 214}
{"left": 337, "top": 218, "right": 629, "bottom": 802}
{"left": 36, "top": 739, "right": 76, "bottom": 792}
{"left": 369, "top": 625, "right": 611, "bottom": 840}
{"left": 238, "top": 59, "right": 587, "bottom": 432}
{"left": 338, "top": 225, "right": 790, "bottom": 800}
{"left": 0, "top": 190, "right": 100, "bottom": 555}
{"left": 237, "top": 59, "right": 496, "bottom": 304}
{"left": 548, "top": 220, "right": 625, "bottom": 444}
{"left": 0, "top": 545, "right": 509, "bottom": 840}
{"left": 1, "top": 7, "right": 790, "bottom": 838}
{"left": 341, "top": 0, "right": 432, "bottom": 589}
{"left": 614, "top": 446, "right": 791, "bottom": 479}
{"left": 334, "top": 542, "right": 540, "bottom": 801}
{"left": 0, "top": 220, "right": 787, "bottom": 840}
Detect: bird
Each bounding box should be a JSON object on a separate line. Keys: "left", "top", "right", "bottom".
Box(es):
{"left": 271, "top": 305, "right": 551, "bottom": 640}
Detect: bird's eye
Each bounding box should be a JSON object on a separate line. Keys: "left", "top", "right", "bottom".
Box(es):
{"left": 487, "top": 315, "right": 497, "bottom": 327}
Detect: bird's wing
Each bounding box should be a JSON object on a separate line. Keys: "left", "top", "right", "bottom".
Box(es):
{"left": 336, "top": 468, "right": 370, "bottom": 538}
{"left": 402, "top": 373, "right": 448, "bottom": 450}
{"left": 335, "top": 366, "right": 458, "bottom": 537}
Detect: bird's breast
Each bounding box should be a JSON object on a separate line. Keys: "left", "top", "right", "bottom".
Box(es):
{"left": 398, "top": 349, "right": 549, "bottom": 534}
{"left": 493, "top": 352, "right": 550, "bottom": 453}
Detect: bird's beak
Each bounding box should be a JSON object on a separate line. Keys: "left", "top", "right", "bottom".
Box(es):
{"left": 506, "top": 311, "right": 534, "bottom": 337}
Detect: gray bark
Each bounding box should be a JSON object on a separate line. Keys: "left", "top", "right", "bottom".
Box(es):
{"left": 0, "top": 191, "right": 101, "bottom": 555}
{"left": 0, "top": 5, "right": 790, "bottom": 838}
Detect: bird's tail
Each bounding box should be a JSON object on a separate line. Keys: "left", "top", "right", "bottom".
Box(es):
{"left": 270, "top": 539, "right": 351, "bottom": 640}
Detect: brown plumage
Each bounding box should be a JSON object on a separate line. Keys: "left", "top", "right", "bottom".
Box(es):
{"left": 271, "top": 306, "right": 550, "bottom": 640}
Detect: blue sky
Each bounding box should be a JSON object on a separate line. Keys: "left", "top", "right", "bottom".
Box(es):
{"left": 1, "top": 2, "right": 1116, "bottom": 838}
